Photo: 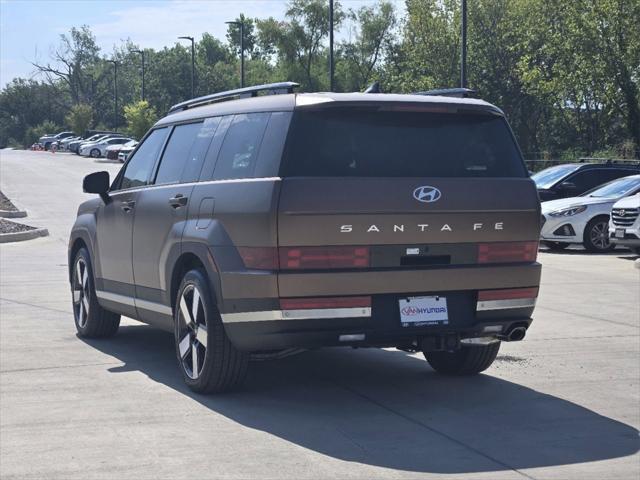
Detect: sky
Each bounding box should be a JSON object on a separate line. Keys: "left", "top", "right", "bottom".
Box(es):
{"left": 0, "top": 0, "right": 405, "bottom": 88}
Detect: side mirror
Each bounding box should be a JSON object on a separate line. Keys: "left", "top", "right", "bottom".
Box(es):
{"left": 83, "top": 171, "right": 110, "bottom": 203}
{"left": 558, "top": 181, "right": 576, "bottom": 191}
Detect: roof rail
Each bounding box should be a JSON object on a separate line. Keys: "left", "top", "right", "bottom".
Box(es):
{"left": 412, "top": 87, "right": 477, "bottom": 98}
{"left": 168, "top": 81, "right": 300, "bottom": 114}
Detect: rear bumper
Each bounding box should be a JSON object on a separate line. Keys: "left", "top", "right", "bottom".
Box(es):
{"left": 219, "top": 263, "right": 541, "bottom": 351}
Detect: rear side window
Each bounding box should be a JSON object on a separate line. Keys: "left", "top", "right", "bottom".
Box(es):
{"left": 119, "top": 128, "right": 169, "bottom": 190}
{"left": 154, "top": 122, "right": 200, "bottom": 185}
{"left": 281, "top": 109, "right": 527, "bottom": 178}
{"left": 212, "top": 113, "right": 270, "bottom": 180}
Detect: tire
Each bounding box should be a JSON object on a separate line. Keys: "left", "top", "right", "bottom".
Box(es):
{"left": 174, "top": 269, "right": 248, "bottom": 393}
{"left": 542, "top": 241, "right": 570, "bottom": 251}
{"left": 632, "top": 247, "right": 640, "bottom": 255}
{"left": 424, "top": 342, "right": 500, "bottom": 375}
{"left": 583, "top": 216, "right": 614, "bottom": 252}
{"left": 90, "top": 148, "right": 101, "bottom": 158}
{"left": 72, "top": 248, "right": 120, "bottom": 338}
{"left": 44, "top": 142, "right": 51, "bottom": 151}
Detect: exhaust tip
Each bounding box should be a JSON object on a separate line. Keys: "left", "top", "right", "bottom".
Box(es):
{"left": 507, "top": 327, "right": 527, "bottom": 342}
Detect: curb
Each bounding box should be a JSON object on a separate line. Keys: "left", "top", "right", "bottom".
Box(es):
{"left": 0, "top": 209, "right": 27, "bottom": 219}
{"left": 0, "top": 227, "right": 49, "bottom": 244}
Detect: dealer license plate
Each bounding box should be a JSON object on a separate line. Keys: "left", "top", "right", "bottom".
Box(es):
{"left": 615, "top": 228, "right": 626, "bottom": 239}
{"left": 399, "top": 296, "right": 449, "bottom": 327}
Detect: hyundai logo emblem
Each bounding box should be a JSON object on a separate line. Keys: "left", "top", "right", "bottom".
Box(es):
{"left": 413, "top": 185, "right": 442, "bottom": 203}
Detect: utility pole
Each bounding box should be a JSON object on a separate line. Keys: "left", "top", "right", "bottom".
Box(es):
{"left": 178, "top": 36, "right": 195, "bottom": 98}
{"left": 131, "top": 49, "right": 145, "bottom": 101}
{"left": 461, "top": 0, "right": 468, "bottom": 88}
{"left": 226, "top": 20, "right": 245, "bottom": 88}
{"left": 107, "top": 60, "right": 118, "bottom": 131}
{"left": 329, "top": 0, "right": 335, "bottom": 91}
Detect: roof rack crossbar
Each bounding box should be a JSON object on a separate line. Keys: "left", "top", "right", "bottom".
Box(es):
{"left": 412, "top": 87, "right": 477, "bottom": 98}
{"left": 168, "top": 81, "right": 300, "bottom": 114}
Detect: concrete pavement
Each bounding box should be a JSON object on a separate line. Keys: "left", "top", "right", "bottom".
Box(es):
{"left": 1, "top": 149, "right": 639, "bottom": 479}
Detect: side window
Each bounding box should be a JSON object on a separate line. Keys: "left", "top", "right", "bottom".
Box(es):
{"left": 182, "top": 117, "right": 221, "bottom": 183}
{"left": 119, "top": 128, "right": 169, "bottom": 190}
{"left": 566, "top": 170, "right": 606, "bottom": 193}
{"left": 212, "top": 113, "right": 270, "bottom": 180}
{"left": 254, "top": 112, "right": 293, "bottom": 178}
{"left": 154, "top": 122, "right": 202, "bottom": 185}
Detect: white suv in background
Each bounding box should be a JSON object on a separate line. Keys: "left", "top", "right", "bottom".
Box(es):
{"left": 609, "top": 193, "right": 640, "bottom": 254}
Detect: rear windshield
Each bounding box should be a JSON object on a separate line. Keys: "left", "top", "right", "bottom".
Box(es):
{"left": 281, "top": 108, "right": 526, "bottom": 177}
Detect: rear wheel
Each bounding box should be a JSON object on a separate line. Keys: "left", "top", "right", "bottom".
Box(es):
{"left": 72, "top": 248, "right": 120, "bottom": 337}
{"left": 424, "top": 342, "right": 500, "bottom": 375}
{"left": 542, "top": 241, "right": 570, "bottom": 251}
{"left": 174, "top": 269, "right": 248, "bottom": 393}
{"left": 583, "top": 216, "right": 614, "bottom": 252}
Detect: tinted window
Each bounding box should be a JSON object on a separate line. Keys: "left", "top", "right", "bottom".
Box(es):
{"left": 213, "top": 113, "right": 270, "bottom": 180}
{"left": 154, "top": 122, "right": 202, "bottom": 185}
{"left": 120, "top": 128, "right": 168, "bottom": 190}
{"left": 282, "top": 109, "right": 526, "bottom": 178}
{"left": 182, "top": 117, "right": 221, "bottom": 183}
{"left": 566, "top": 170, "right": 609, "bottom": 192}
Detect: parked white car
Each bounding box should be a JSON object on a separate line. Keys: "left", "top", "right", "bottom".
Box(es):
{"left": 609, "top": 193, "right": 640, "bottom": 254}
{"left": 540, "top": 174, "right": 640, "bottom": 252}
{"left": 79, "top": 137, "right": 131, "bottom": 158}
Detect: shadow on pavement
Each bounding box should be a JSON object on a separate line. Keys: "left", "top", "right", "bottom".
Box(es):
{"left": 83, "top": 325, "right": 639, "bottom": 474}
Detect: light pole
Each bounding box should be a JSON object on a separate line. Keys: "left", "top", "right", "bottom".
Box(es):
{"left": 131, "top": 49, "right": 145, "bottom": 101}
{"left": 178, "top": 36, "right": 195, "bottom": 98}
{"left": 225, "top": 21, "right": 245, "bottom": 88}
{"left": 460, "top": 0, "right": 467, "bottom": 88}
{"left": 107, "top": 60, "right": 118, "bottom": 131}
{"left": 329, "top": 0, "right": 334, "bottom": 91}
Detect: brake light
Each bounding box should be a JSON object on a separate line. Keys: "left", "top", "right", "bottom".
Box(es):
{"left": 280, "top": 296, "right": 371, "bottom": 310}
{"left": 478, "top": 241, "right": 538, "bottom": 263}
{"left": 279, "top": 246, "right": 369, "bottom": 269}
{"left": 237, "top": 247, "right": 278, "bottom": 270}
{"left": 478, "top": 287, "right": 539, "bottom": 301}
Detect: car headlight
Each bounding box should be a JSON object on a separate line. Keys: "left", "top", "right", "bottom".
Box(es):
{"left": 548, "top": 205, "right": 588, "bottom": 217}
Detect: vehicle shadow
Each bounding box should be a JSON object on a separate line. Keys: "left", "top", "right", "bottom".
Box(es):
{"left": 82, "top": 325, "right": 639, "bottom": 474}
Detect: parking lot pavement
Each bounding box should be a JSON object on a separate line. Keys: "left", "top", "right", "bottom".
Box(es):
{"left": 1, "top": 149, "right": 638, "bottom": 480}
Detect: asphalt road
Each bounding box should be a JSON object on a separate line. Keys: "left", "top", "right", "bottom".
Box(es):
{"left": 1, "top": 149, "right": 639, "bottom": 480}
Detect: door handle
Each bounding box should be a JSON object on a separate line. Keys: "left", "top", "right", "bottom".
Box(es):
{"left": 121, "top": 200, "right": 135, "bottom": 212}
{"left": 169, "top": 194, "right": 188, "bottom": 208}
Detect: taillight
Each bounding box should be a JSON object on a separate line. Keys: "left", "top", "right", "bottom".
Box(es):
{"left": 478, "top": 287, "right": 539, "bottom": 301}
{"left": 237, "top": 247, "right": 278, "bottom": 270}
{"left": 279, "top": 246, "right": 369, "bottom": 269}
{"left": 280, "top": 296, "right": 371, "bottom": 310}
{"left": 478, "top": 241, "right": 538, "bottom": 263}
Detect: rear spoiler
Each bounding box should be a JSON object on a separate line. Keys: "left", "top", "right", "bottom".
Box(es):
{"left": 363, "top": 83, "right": 478, "bottom": 99}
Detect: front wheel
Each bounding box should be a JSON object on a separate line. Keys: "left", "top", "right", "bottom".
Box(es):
{"left": 90, "top": 148, "right": 100, "bottom": 158}
{"left": 583, "top": 216, "right": 614, "bottom": 252}
{"left": 72, "top": 248, "right": 120, "bottom": 337}
{"left": 174, "top": 269, "right": 248, "bottom": 393}
{"left": 424, "top": 342, "right": 500, "bottom": 375}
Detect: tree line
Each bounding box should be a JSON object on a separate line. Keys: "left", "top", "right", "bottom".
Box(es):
{"left": 1, "top": 0, "right": 638, "bottom": 160}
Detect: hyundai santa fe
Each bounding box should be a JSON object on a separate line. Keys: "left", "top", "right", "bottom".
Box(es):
{"left": 69, "top": 82, "right": 542, "bottom": 393}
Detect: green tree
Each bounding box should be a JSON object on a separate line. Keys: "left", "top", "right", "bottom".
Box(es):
{"left": 123, "top": 101, "right": 157, "bottom": 140}
{"left": 65, "top": 103, "right": 93, "bottom": 135}
{"left": 338, "top": 1, "right": 396, "bottom": 91}
{"left": 24, "top": 120, "right": 61, "bottom": 146}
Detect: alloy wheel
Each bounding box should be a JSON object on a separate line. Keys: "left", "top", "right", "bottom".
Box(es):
{"left": 73, "top": 258, "right": 90, "bottom": 328}
{"left": 589, "top": 221, "right": 610, "bottom": 250}
{"left": 177, "top": 284, "right": 208, "bottom": 379}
